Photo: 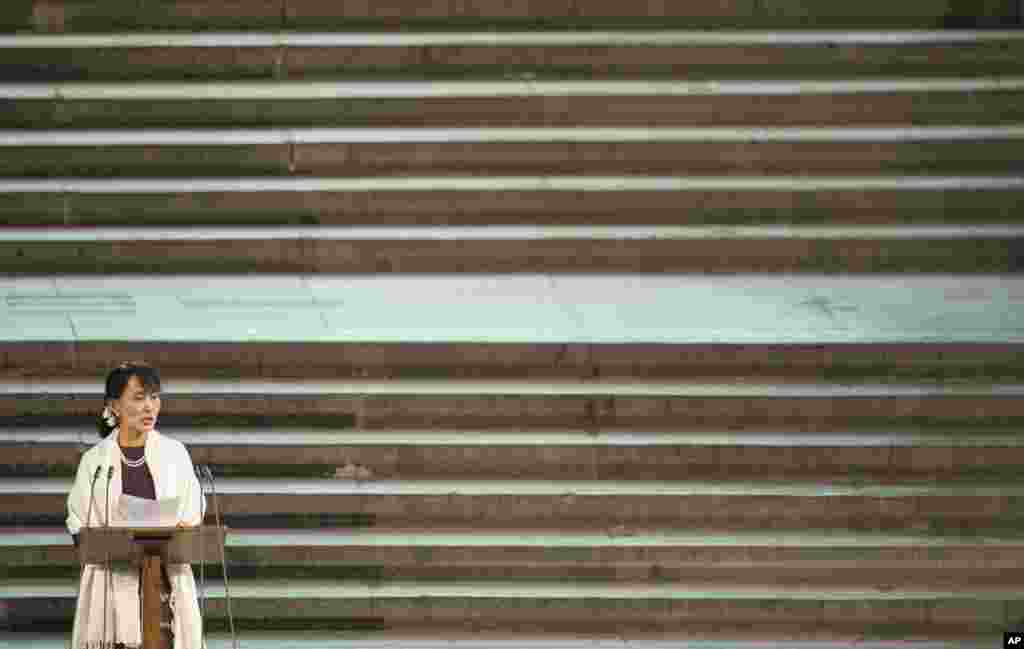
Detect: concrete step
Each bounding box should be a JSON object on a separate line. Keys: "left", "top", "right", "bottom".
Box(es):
{"left": 3, "top": 0, "right": 1020, "bottom": 31}
{"left": 2, "top": 176, "right": 1023, "bottom": 227}
{"left": 4, "top": 428, "right": 1024, "bottom": 482}
{"left": 0, "top": 634, "right": 1007, "bottom": 649}
{"left": 1, "top": 225, "right": 1022, "bottom": 274}
{"left": 2, "top": 79, "right": 1023, "bottom": 129}
{"left": 1, "top": 31, "right": 1022, "bottom": 81}
{"left": 1, "top": 379, "right": 1022, "bottom": 431}
{"left": 5, "top": 528, "right": 1024, "bottom": 586}
{"left": 2, "top": 577, "right": 1021, "bottom": 635}
{"left": 5, "top": 340, "right": 1024, "bottom": 382}
{"left": 4, "top": 476, "right": 1024, "bottom": 532}
{"left": 5, "top": 127, "right": 1024, "bottom": 177}
{"left": 6, "top": 130, "right": 1024, "bottom": 178}
{"left": 1, "top": 275, "right": 1022, "bottom": 376}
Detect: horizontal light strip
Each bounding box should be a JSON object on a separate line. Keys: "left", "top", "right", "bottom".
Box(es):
{"left": 5, "top": 126, "right": 1024, "bottom": 146}
{"left": 5, "top": 577, "right": 1022, "bottom": 600}
{"left": 1, "top": 379, "right": 1021, "bottom": 397}
{"left": 0, "top": 632, "right": 998, "bottom": 649}
{"left": 4, "top": 476, "right": 1024, "bottom": 497}
{"left": 6, "top": 529, "right": 1024, "bottom": 547}
{"left": 2, "top": 176, "right": 1023, "bottom": 193}
{"left": 3, "top": 78, "right": 1023, "bottom": 99}
{"left": 3, "top": 30, "right": 1024, "bottom": 48}
{"left": 2, "top": 429, "right": 1022, "bottom": 447}
{"left": 1, "top": 226, "right": 1022, "bottom": 241}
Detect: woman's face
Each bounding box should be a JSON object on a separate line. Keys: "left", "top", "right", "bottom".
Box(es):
{"left": 110, "top": 375, "right": 160, "bottom": 436}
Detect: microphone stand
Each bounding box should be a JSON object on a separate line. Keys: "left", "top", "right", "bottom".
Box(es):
{"left": 194, "top": 465, "right": 209, "bottom": 649}
{"left": 76, "top": 465, "right": 102, "bottom": 649}
{"left": 203, "top": 466, "right": 237, "bottom": 649}
{"left": 103, "top": 465, "right": 114, "bottom": 648}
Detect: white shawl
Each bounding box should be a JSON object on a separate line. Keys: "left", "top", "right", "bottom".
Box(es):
{"left": 66, "top": 429, "right": 206, "bottom": 649}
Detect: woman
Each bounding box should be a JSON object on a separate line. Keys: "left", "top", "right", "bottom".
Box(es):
{"left": 66, "top": 361, "right": 205, "bottom": 649}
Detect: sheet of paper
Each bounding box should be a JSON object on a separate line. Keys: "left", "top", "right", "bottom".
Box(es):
{"left": 115, "top": 494, "right": 179, "bottom": 527}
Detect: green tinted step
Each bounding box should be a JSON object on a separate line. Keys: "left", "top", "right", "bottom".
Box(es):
{"left": 2, "top": 577, "right": 1021, "bottom": 635}
{"left": 5, "top": 127, "right": 1024, "bottom": 176}
{"left": 4, "top": 477, "right": 1024, "bottom": 533}
{"left": 5, "top": 427, "right": 1024, "bottom": 482}
{"left": 2, "top": 338, "right": 1023, "bottom": 384}
{"left": 2, "top": 176, "right": 1023, "bottom": 226}
{"left": 5, "top": 528, "right": 1023, "bottom": 584}
{"left": 1, "top": 0, "right": 1020, "bottom": 31}
{"left": 0, "top": 225, "right": 1021, "bottom": 274}
{"left": 2, "top": 31, "right": 1023, "bottom": 81}
{"left": 1, "top": 378, "right": 1021, "bottom": 429}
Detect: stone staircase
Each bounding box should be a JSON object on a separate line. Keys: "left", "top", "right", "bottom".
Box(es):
{"left": 1, "top": 1, "right": 1024, "bottom": 647}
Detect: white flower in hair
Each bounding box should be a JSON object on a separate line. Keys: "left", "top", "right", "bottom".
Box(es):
{"left": 102, "top": 405, "right": 117, "bottom": 428}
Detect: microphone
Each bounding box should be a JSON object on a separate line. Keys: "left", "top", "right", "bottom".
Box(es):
{"left": 104, "top": 466, "right": 114, "bottom": 527}
{"left": 102, "top": 465, "right": 115, "bottom": 646}
{"left": 194, "top": 464, "right": 207, "bottom": 518}
{"left": 202, "top": 466, "right": 222, "bottom": 532}
{"left": 84, "top": 465, "right": 103, "bottom": 530}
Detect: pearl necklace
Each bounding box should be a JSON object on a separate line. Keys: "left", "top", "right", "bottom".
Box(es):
{"left": 117, "top": 430, "right": 147, "bottom": 468}
{"left": 123, "top": 453, "right": 146, "bottom": 469}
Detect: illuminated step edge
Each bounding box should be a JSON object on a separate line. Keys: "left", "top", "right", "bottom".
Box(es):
{"left": 5, "top": 126, "right": 1024, "bottom": 146}
{"left": 3, "top": 30, "right": 1024, "bottom": 48}
{"left": 1, "top": 379, "right": 1023, "bottom": 397}
{"left": 6, "top": 528, "right": 1024, "bottom": 548}
{"left": 2, "top": 577, "right": 1022, "bottom": 599}
{"left": 3, "top": 428, "right": 1022, "bottom": 447}
{"left": 2, "top": 176, "right": 1023, "bottom": 192}
{"left": 3, "top": 477, "right": 1024, "bottom": 497}
{"left": 0, "top": 225, "right": 1022, "bottom": 241}
{"left": 3, "top": 78, "right": 1024, "bottom": 100}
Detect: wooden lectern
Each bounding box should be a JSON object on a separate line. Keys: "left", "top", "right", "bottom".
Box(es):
{"left": 79, "top": 526, "right": 226, "bottom": 649}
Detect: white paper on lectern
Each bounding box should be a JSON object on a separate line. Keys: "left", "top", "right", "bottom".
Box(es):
{"left": 114, "top": 494, "right": 179, "bottom": 527}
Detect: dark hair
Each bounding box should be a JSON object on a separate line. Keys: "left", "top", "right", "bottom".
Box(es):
{"left": 97, "top": 361, "right": 162, "bottom": 438}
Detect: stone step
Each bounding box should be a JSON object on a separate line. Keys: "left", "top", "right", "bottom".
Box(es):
{"left": 5, "top": 127, "right": 1024, "bottom": 177}
{"left": 5, "top": 340, "right": 1024, "bottom": 382}
{"left": 4, "top": 428, "right": 1024, "bottom": 481}
{"left": 4, "top": 476, "right": 1024, "bottom": 532}
{"left": 2, "top": 175, "right": 1023, "bottom": 226}
{"left": 2, "top": 379, "right": 1022, "bottom": 430}
{"left": 5, "top": 528, "right": 1024, "bottom": 585}
{"left": 0, "top": 634, "right": 1007, "bottom": 649}
{"left": 2, "top": 79, "right": 1022, "bottom": 129}
{"left": 4, "top": 0, "right": 1019, "bottom": 31}
{"left": 4, "top": 127, "right": 1024, "bottom": 177}
{"left": 2, "top": 225, "right": 1022, "bottom": 274}
{"left": 1, "top": 31, "right": 1022, "bottom": 81}
{"left": 2, "top": 577, "right": 1021, "bottom": 635}
{"left": 1, "top": 275, "right": 1022, "bottom": 377}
